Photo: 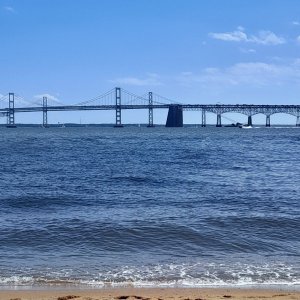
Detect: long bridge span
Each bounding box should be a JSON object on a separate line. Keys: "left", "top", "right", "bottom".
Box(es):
{"left": 0, "top": 88, "right": 299, "bottom": 127}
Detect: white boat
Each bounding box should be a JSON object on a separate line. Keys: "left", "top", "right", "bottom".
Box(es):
{"left": 239, "top": 124, "right": 253, "bottom": 129}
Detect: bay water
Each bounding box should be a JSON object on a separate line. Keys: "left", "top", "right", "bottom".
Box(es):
{"left": 0, "top": 127, "right": 299, "bottom": 288}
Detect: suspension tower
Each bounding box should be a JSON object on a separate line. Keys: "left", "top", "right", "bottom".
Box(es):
{"left": 7, "top": 92, "right": 16, "bottom": 128}
{"left": 147, "top": 92, "right": 154, "bottom": 127}
{"left": 114, "top": 87, "right": 123, "bottom": 127}
{"left": 43, "top": 96, "right": 48, "bottom": 127}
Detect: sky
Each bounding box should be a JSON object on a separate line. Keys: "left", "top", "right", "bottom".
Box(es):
{"left": 1, "top": 0, "right": 300, "bottom": 124}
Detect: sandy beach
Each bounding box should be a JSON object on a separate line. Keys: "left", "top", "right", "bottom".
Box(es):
{"left": 0, "top": 288, "right": 299, "bottom": 300}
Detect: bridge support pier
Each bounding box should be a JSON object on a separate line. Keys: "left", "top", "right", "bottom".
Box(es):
{"left": 266, "top": 115, "right": 271, "bottom": 127}
{"left": 7, "top": 92, "right": 16, "bottom": 128}
{"left": 114, "top": 87, "right": 123, "bottom": 127}
{"left": 248, "top": 115, "right": 253, "bottom": 127}
{"left": 43, "top": 96, "right": 48, "bottom": 128}
{"left": 147, "top": 92, "right": 154, "bottom": 127}
{"left": 216, "top": 114, "right": 222, "bottom": 127}
{"left": 296, "top": 114, "right": 300, "bottom": 127}
{"left": 166, "top": 105, "right": 183, "bottom": 127}
{"left": 201, "top": 110, "right": 206, "bottom": 127}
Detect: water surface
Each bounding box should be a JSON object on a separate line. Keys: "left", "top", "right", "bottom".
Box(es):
{"left": 0, "top": 127, "right": 299, "bottom": 288}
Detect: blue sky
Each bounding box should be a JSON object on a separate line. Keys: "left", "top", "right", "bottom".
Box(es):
{"left": 1, "top": 0, "right": 300, "bottom": 124}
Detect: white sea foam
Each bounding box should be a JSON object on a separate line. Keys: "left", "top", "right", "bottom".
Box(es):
{"left": 0, "top": 262, "right": 299, "bottom": 290}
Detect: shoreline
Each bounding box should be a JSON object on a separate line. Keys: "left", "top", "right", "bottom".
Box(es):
{"left": 0, "top": 283, "right": 300, "bottom": 291}
{"left": 0, "top": 287, "right": 299, "bottom": 300}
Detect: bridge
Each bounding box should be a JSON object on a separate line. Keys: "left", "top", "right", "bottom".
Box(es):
{"left": 0, "top": 87, "right": 299, "bottom": 127}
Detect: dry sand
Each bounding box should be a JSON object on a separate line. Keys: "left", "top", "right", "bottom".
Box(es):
{"left": 0, "top": 287, "right": 299, "bottom": 300}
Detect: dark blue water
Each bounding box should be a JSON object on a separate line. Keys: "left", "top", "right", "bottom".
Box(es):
{"left": 0, "top": 127, "right": 299, "bottom": 288}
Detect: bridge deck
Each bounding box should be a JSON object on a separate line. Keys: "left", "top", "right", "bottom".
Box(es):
{"left": 0, "top": 104, "right": 300, "bottom": 114}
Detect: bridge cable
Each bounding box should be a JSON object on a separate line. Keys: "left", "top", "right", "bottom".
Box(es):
{"left": 73, "top": 88, "right": 115, "bottom": 106}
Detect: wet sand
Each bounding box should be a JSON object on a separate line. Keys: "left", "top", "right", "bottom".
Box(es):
{"left": 0, "top": 287, "right": 299, "bottom": 300}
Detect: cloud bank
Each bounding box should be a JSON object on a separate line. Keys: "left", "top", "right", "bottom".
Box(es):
{"left": 209, "top": 27, "right": 285, "bottom": 45}
{"left": 178, "top": 59, "right": 300, "bottom": 88}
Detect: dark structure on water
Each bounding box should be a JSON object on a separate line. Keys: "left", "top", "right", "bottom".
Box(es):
{"left": 166, "top": 105, "right": 183, "bottom": 127}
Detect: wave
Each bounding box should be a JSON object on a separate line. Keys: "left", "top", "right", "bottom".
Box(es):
{"left": 0, "top": 262, "right": 299, "bottom": 289}
{"left": 1, "top": 217, "right": 299, "bottom": 256}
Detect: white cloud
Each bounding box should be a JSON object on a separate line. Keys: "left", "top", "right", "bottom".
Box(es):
{"left": 4, "top": 6, "right": 15, "bottom": 13}
{"left": 209, "top": 29, "right": 248, "bottom": 42}
{"left": 110, "top": 73, "right": 162, "bottom": 86}
{"left": 292, "top": 21, "right": 300, "bottom": 26}
{"left": 177, "top": 60, "right": 300, "bottom": 88}
{"left": 34, "top": 93, "right": 60, "bottom": 103}
{"left": 209, "top": 27, "right": 285, "bottom": 45}
{"left": 250, "top": 31, "right": 285, "bottom": 45}
{"left": 296, "top": 36, "right": 300, "bottom": 44}
{"left": 240, "top": 48, "right": 256, "bottom": 54}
